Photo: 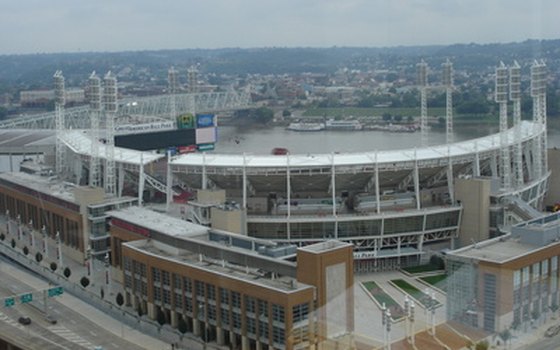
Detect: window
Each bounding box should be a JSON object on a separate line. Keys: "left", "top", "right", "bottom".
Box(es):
{"left": 513, "top": 270, "right": 521, "bottom": 290}
{"left": 220, "top": 288, "right": 229, "bottom": 305}
{"left": 162, "top": 271, "right": 170, "bottom": 286}
{"left": 196, "top": 281, "right": 205, "bottom": 299}
{"left": 220, "top": 307, "right": 230, "bottom": 326}
{"left": 293, "top": 303, "right": 309, "bottom": 323}
{"left": 272, "top": 304, "right": 285, "bottom": 323}
{"left": 273, "top": 326, "right": 285, "bottom": 345}
{"left": 207, "top": 284, "right": 216, "bottom": 301}
{"left": 245, "top": 296, "right": 256, "bottom": 314}
{"left": 184, "top": 277, "right": 192, "bottom": 294}
{"left": 232, "top": 291, "right": 241, "bottom": 309}
{"left": 152, "top": 267, "right": 161, "bottom": 284}
{"left": 259, "top": 320, "right": 269, "bottom": 340}
{"left": 246, "top": 316, "right": 256, "bottom": 335}
{"left": 258, "top": 299, "right": 268, "bottom": 318}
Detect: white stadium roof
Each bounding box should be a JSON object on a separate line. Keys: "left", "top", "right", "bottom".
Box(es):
{"left": 60, "top": 130, "right": 164, "bottom": 166}
{"left": 171, "top": 121, "right": 542, "bottom": 169}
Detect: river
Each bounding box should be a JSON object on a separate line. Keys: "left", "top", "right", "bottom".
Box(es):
{"left": 2, "top": 121, "right": 560, "bottom": 172}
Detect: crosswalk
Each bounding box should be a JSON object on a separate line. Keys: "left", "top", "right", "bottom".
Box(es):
{"left": 47, "top": 325, "right": 97, "bottom": 349}
{"left": 0, "top": 311, "right": 25, "bottom": 330}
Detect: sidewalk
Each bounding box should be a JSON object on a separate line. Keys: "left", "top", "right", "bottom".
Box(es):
{"left": 0, "top": 216, "right": 209, "bottom": 350}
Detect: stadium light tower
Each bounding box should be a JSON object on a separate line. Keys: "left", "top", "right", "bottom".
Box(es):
{"left": 495, "top": 62, "right": 511, "bottom": 190}
{"left": 442, "top": 59, "right": 454, "bottom": 144}
{"left": 88, "top": 72, "right": 102, "bottom": 188}
{"left": 103, "top": 72, "right": 118, "bottom": 197}
{"left": 168, "top": 66, "right": 179, "bottom": 120}
{"left": 187, "top": 65, "right": 198, "bottom": 93}
{"left": 531, "top": 61, "right": 546, "bottom": 180}
{"left": 417, "top": 60, "right": 429, "bottom": 147}
{"left": 53, "top": 71, "right": 66, "bottom": 176}
{"left": 509, "top": 61, "right": 523, "bottom": 188}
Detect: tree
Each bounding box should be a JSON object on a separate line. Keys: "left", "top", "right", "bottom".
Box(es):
{"left": 407, "top": 116, "right": 414, "bottom": 123}
{"left": 63, "top": 267, "right": 71, "bottom": 278}
{"left": 22, "top": 246, "right": 29, "bottom": 255}
{"left": 35, "top": 252, "right": 43, "bottom": 263}
{"left": 10, "top": 239, "right": 15, "bottom": 248}
{"left": 475, "top": 340, "right": 489, "bottom": 350}
{"left": 137, "top": 304, "right": 144, "bottom": 317}
{"left": 282, "top": 109, "right": 291, "bottom": 117}
{"left": 178, "top": 316, "right": 188, "bottom": 334}
{"left": 116, "top": 292, "right": 124, "bottom": 307}
{"left": 382, "top": 113, "right": 392, "bottom": 122}
{"left": 430, "top": 255, "right": 445, "bottom": 270}
{"left": 156, "top": 308, "right": 166, "bottom": 326}
{"left": 80, "top": 276, "right": 90, "bottom": 288}
{"left": 50, "top": 262, "right": 57, "bottom": 272}
{"left": 254, "top": 107, "right": 274, "bottom": 124}
{"left": 394, "top": 115, "right": 403, "bottom": 123}
{"left": 498, "top": 329, "right": 511, "bottom": 348}
{"left": 0, "top": 233, "right": 5, "bottom": 241}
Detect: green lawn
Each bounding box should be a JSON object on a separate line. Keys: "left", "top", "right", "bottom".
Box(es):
{"left": 419, "top": 274, "right": 448, "bottom": 292}
{"left": 391, "top": 279, "right": 441, "bottom": 308}
{"left": 362, "top": 281, "right": 405, "bottom": 319}
{"left": 402, "top": 264, "right": 442, "bottom": 274}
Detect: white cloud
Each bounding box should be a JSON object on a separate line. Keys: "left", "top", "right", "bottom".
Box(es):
{"left": 0, "top": 0, "right": 559, "bottom": 54}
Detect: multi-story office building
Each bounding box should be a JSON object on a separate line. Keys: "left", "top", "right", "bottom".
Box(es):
{"left": 110, "top": 206, "right": 354, "bottom": 350}
{"left": 0, "top": 171, "right": 137, "bottom": 261}
{"left": 446, "top": 212, "right": 560, "bottom": 333}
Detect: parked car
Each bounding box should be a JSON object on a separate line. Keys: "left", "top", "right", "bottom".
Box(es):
{"left": 18, "top": 316, "right": 31, "bottom": 325}
{"left": 545, "top": 324, "right": 560, "bottom": 337}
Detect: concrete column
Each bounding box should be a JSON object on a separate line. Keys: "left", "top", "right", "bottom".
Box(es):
{"left": 170, "top": 310, "right": 179, "bottom": 328}
{"left": 242, "top": 335, "right": 249, "bottom": 350}
{"left": 216, "top": 326, "right": 225, "bottom": 345}
{"left": 193, "top": 319, "right": 201, "bottom": 336}
{"left": 147, "top": 303, "right": 157, "bottom": 320}
{"left": 229, "top": 331, "right": 237, "bottom": 347}
{"left": 256, "top": 340, "right": 263, "bottom": 350}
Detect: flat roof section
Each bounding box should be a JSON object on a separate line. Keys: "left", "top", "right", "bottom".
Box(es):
{"left": 299, "top": 240, "right": 353, "bottom": 254}
{"left": 0, "top": 171, "right": 76, "bottom": 203}
{"left": 447, "top": 234, "right": 560, "bottom": 264}
{"left": 124, "top": 239, "right": 311, "bottom": 293}
{"left": 108, "top": 206, "right": 208, "bottom": 238}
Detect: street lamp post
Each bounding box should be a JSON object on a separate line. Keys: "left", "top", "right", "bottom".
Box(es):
{"left": 16, "top": 214, "right": 21, "bottom": 240}
{"left": 56, "top": 231, "right": 63, "bottom": 267}
{"left": 4, "top": 210, "right": 9, "bottom": 235}
{"left": 410, "top": 301, "right": 415, "bottom": 346}
{"left": 404, "top": 296, "right": 410, "bottom": 340}
{"left": 85, "top": 244, "right": 91, "bottom": 276}
{"left": 430, "top": 292, "right": 436, "bottom": 336}
{"left": 104, "top": 252, "right": 110, "bottom": 287}
{"left": 385, "top": 309, "right": 392, "bottom": 350}
{"left": 381, "top": 303, "right": 387, "bottom": 348}
{"left": 28, "top": 220, "right": 34, "bottom": 249}
{"left": 42, "top": 225, "right": 48, "bottom": 257}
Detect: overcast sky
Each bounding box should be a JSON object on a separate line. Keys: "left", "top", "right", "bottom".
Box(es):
{"left": 1, "top": 0, "right": 559, "bottom": 55}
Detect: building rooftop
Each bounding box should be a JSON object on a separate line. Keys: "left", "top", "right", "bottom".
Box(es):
{"left": 124, "top": 238, "right": 312, "bottom": 293}
{"left": 108, "top": 206, "right": 208, "bottom": 238}
{"left": 299, "top": 240, "right": 352, "bottom": 254}
{"left": 447, "top": 233, "right": 560, "bottom": 264}
{"left": 0, "top": 171, "right": 77, "bottom": 203}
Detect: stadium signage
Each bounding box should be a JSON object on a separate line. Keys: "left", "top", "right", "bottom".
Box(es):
{"left": 115, "top": 122, "right": 175, "bottom": 135}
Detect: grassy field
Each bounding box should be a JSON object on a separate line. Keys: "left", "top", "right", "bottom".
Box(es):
{"left": 391, "top": 279, "right": 441, "bottom": 308}
{"left": 402, "top": 264, "right": 442, "bottom": 274}
{"left": 362, "top": 281, "right": 399, "bottom": 308}
{"left": 419, "top": 274, "right": 448, "bottom": 292}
